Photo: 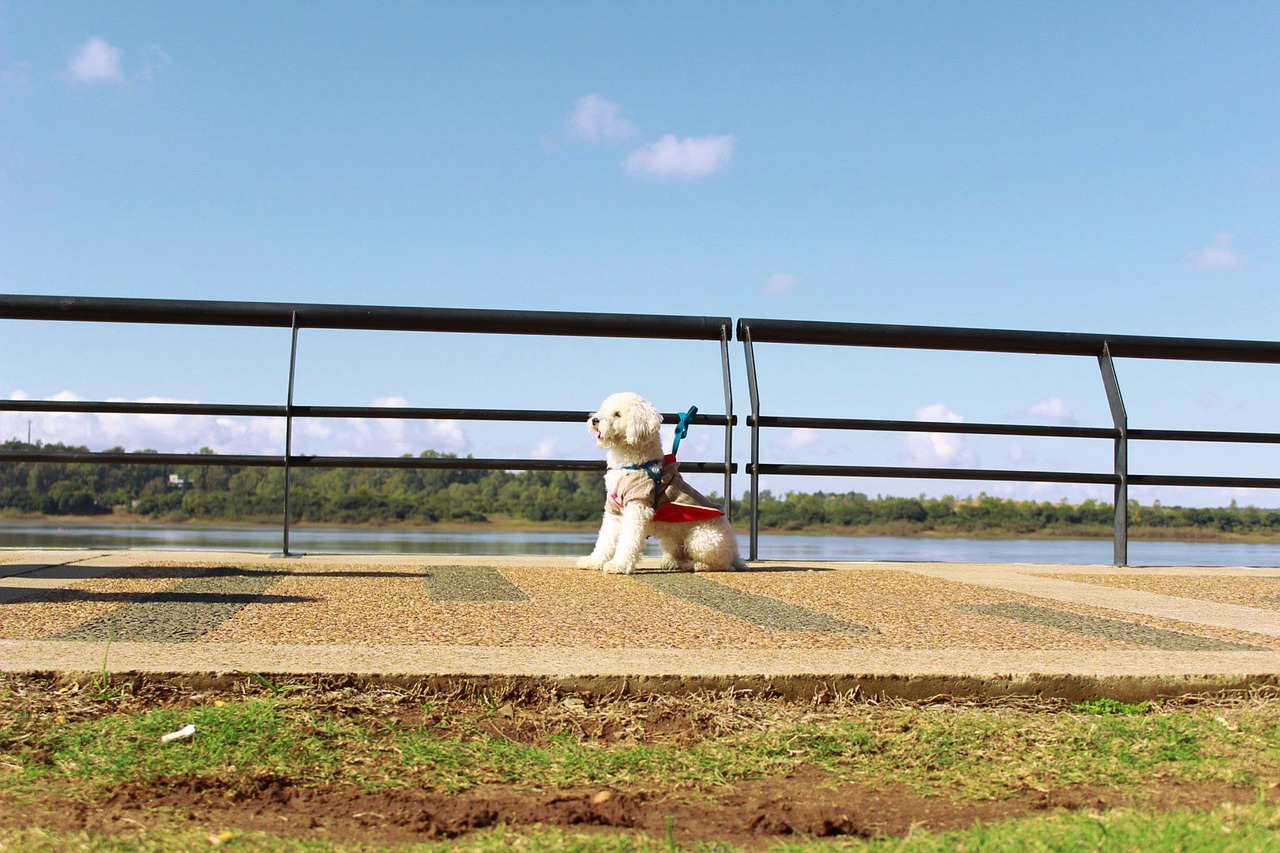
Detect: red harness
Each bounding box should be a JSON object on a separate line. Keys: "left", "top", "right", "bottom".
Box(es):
{"left": 609, "top": 454, "right": 725, "bottom": 523}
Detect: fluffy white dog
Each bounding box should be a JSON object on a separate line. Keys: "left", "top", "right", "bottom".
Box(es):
{"left": 577, "top": 392, "right": 744, "bottom": 574}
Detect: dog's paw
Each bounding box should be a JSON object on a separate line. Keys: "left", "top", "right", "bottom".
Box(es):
{"left": 576, "top": 556, "right": 605, "bottom": 571}
{"left": 601, "top": 559, "right": 635, "bottom": 575}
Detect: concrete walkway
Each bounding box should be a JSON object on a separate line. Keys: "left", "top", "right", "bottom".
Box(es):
{"left": 2, "top": 549, "right": 1278, "bottom": 699}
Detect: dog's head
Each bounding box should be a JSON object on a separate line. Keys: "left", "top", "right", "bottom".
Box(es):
{"left": 588, "top": 392, "right": 663, "bottom": 451}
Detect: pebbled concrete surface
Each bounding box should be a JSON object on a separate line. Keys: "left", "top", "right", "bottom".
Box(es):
{"left": 1, "top": 549, "right": 1278, "bottom": 699}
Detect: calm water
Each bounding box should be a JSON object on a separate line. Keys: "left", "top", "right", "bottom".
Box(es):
{"left": 3, "top": 521, "right": 1280, "bottom": 567}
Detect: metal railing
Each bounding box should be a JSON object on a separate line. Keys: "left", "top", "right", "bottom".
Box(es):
{"left": 1, "top": 295, "right": 737, "bottom": 556}
{"left": 6, "top": 295, "right": 1279, "bottom": 565}
{"left": 737, "top": 318, "right": 1280, "bottom": 565}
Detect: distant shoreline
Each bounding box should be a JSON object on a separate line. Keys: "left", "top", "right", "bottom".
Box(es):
{"left": 5, "top": 512, "right": 1279, "bottom": 545}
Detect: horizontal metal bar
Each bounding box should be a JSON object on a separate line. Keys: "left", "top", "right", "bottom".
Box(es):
{"left": 291, "top": 456, "right": 736, "bottom": 474}
{"left": 0, "top": 399, "right": 736, "bottom": 427}
{"left": 293, "top": 406, "right": 735, "bottom": 426}
{"left": 747, "top": 462, "right": 1118, "bottom": 485}
{"left": 1128, "top": 474, "right": 1280, "bottom": 489}
{"left": 0, "top": 451, "right": 283, "bottom": 467}
{"left": 296, "top": 456, "right": 608, "bottom": 471}
{"left": 735, "top": 318, "right": 1280, "bottom": 364}
{"left": 0, "top": 400, "right": 285, "bottom": 418}
{"left": 1128, "top": 428, "right": 1280, "bottom": 445}
{"left": 0, "top": 295, "right": 731, "bottom": 341}
{"left": 750, "top": 415, "right": 1116, "bottom": 440}
{"left": 0, "top": 450, "right": 735, "bottom": 475}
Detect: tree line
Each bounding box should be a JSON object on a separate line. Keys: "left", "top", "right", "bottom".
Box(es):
{"left": 3, "top": 440, "right": 1280, "bottom": 538}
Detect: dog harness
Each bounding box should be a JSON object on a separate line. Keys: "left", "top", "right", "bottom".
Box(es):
{"left": 606, "top": 406, "right": 724, "bottom": 523}
{"left": 607, "top": 455, "right": 725, "bottom": 522}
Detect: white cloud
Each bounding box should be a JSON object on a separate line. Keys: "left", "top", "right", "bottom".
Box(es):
{"left": 904, "top": 403, "right": 979, "bottom": 468}
{"left": 566, "top": 94, "right": 637, "bottom": 143}
{"left": 531, "top": 436, "right": 559, "bottom": 459}
{"left": 624, "top": 134, "right": 735, "bottom": 180}
{"left": 4, "top": 392, "right": 470, "bottom": 457}
{"left": 1021, "top": 396, "right": 1076, "bottom": 425}
{"left": 66, "top": 36, "right": 125, "bottom": 85}
{"left": 778, "top": 428, "right": 820, "bottom": 451}
{"left": 1190, "top": 232, "right": 1244, "bottom": 272}
{"left": 761, "top": 273, "right": 798, "bottom": 296}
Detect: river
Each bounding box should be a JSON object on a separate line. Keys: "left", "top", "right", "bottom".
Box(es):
{"left": 3, "top": 521, "right": 1280, "bottom": 567}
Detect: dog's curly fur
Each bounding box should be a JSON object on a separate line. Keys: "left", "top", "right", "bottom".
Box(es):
{"left": 577, "top": 392, "right": 744, "bottom": 574}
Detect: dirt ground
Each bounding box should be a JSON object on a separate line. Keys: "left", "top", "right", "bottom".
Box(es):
{"left": 4, "top": 765, "right": 1264, "bottom": 849}
{"left": 1, "top": 675, "right": 1275, "bottom": 849}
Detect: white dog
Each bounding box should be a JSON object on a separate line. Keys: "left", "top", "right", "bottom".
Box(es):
{"left": 577, "top": 392, "right": 744, "bottom": 574}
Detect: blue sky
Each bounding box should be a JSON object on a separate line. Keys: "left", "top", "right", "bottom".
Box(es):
{"left": 2, "top": 1, "right": 1277, "bottom": 507}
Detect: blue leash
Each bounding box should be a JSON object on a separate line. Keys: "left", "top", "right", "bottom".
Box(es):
{"left": 622, "top": 405, "right": 699, "bottom": 500}
{"left": 670, "top": 405, "right": 698, "bottom": 456}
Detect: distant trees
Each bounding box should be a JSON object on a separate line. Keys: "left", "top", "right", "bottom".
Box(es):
{"left": 3, "top": 440, "right": 1279, "bottom": 538}
{"left": 733, "top": 489, "right": 1280, "bottom": 539}
{"left": 0, "top": 442, "right": 603, "bottom": 525}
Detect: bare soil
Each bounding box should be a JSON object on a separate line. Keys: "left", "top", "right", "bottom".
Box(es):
{"left": 1, "top": 674, "right": 1274, "bottom": 849}
{"left": 3, "top": 769, "right": 1266, "bottom": 849}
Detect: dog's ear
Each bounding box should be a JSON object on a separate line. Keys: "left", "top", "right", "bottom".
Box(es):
{"left": 625, "top": 397, "right": 662, "bottom": 445}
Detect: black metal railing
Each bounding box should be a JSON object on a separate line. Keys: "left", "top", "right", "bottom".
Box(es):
{"left": 5, "top": 295, "right": 1279, "bottom": 566}
{"left": 737, "top": 318, "right": 1280, "bottom": 565}
{"left": 1, "top": 295, "right": 737, "bottom": 556}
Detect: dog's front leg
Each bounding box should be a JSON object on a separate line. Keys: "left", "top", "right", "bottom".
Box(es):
{"left": 577, "top": 512, "right": 621, "bottom": 570}
{"left": 602, "top": 503, "right": 653, "bottom": 575}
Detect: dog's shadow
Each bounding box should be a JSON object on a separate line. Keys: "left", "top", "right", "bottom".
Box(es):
{"left": 635, "top": 565, "right": 833, "bottom": 574}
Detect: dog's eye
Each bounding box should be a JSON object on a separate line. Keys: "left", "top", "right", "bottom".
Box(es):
{"left": 613, "top": 411, "right": 621, "bottom": 418}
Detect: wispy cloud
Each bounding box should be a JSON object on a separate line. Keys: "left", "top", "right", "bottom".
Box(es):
{"left": 2, "top": 61, "right": 33, "bottom": 88}
{"left": 4, "top": 391, "right": 470, "bottom": 457}
{"left": 563, "top": 96, "right": 735, "bottom": 181}
{"left": 904, "top": 403, "right": 979, "bottom": 468}
{"left": 1020, "top": 396, "right": 1076, "bottom": 425}
{"left": 778, "top": 428, "right": 820, "bottom": 451}
{"left": 1197, "top": 391, "right": 1223, "bottom": 408}
{"left": 141, "top": 46, "right": 170, "bottom": 82}
{"left": 531, "top": 435, "right": 560, "bottom": 459}
{"left": 566, "top": 94, "right": 637, "bottom": 143}
{"left": 1190, "top": 232, "right": 1244, "bottom": 272}
{"left": 766, "top": 426, "right": 845, "bottom": 459}
{"left": 625, "top": 134, "right": 735, "bottom": 180}
{"left": 66, "top": 36, "right": 125, "bottom": 85}
{"left": 761, "top": 273, "right": 798, "bottom": 297}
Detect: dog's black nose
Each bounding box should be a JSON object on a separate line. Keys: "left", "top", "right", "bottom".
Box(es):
{"left": 590, "top": 417, "right": 599, "bottom": 426}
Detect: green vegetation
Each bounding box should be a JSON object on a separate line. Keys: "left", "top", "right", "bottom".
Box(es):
{"left": 0, "top": 440, "right": 602, "bottom": 526}
{"left": 5, "top": 439, "right": 1280, "bottom": 540}
{"left": 2, "top": 676, "right": 1279, "bottom": 850}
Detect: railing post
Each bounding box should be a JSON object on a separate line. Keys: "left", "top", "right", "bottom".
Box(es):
{"left": 276, "top": 312, "right": 302, "bottom": 558}
{"left": 719, "top": 324, "right": 734, "bottom": 520}
{"left": 740, "top": 324, "right": 761, "bottom": 561}
{"left": 1098, "top": 342, "right": 1129, "bottom": 566}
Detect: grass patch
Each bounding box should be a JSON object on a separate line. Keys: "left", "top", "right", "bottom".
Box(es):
{"left": 2, "top": 675, "right": 1279, "bottom": 848}
{"left": 1072, "top": 697, "right": 1152, "bottom": 716}
{"left": 4, "top": 684, "right": 1279, "bottom": 798}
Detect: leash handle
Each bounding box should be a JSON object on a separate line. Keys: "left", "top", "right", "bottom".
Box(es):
{"left": 671, "top": 405, "right": 698, "bottom": 456}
